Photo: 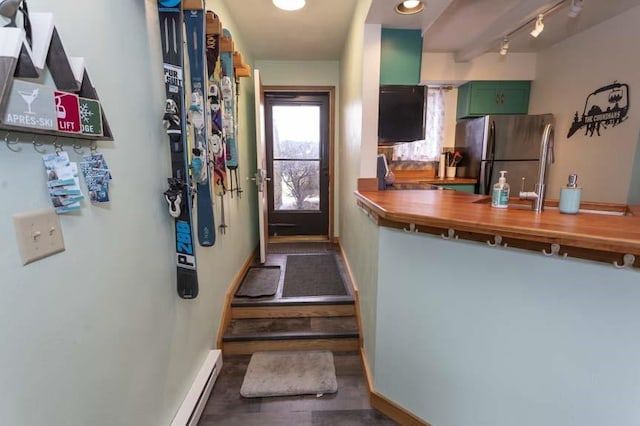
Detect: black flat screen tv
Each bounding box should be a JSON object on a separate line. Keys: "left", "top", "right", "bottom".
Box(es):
{"left": 378, "top": 85, "right": 426, "bottom": 144}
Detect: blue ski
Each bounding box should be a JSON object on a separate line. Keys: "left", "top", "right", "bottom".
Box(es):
{"left": 185, "top": 3, "right": 215, "bottom": 247}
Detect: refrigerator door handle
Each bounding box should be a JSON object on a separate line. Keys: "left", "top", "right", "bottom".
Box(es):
{"left": 484, "top": 161, "right": 493, "bottom": 195}
{"left": 484, "top": 120, "right": 496, "bottom": 194}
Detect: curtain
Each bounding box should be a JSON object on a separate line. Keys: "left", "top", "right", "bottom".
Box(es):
{"left": 393, "top": 87, "right": 445, "bottom": 161}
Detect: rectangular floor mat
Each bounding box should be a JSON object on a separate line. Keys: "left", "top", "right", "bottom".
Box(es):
{"left": 240, "top": 350, "right": 338, "bottom": 398}
{"left": 282, "top": 254, "right": 347, "bottom": 297}
{"left": 235, "top": 266, "right": 281, "bottom": 298}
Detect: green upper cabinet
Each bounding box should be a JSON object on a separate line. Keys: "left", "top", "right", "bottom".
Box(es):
{"left": 456, "top": 81, "right": 531, "bottom": 119}
{"left": 380, "top": 29, "right": 423, "bottom": 85}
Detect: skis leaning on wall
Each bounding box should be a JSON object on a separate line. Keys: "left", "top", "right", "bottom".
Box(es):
{"left": 184, "top": 0, "right": 216, "bottom": 246}
{"left": 158, "top": 0, "right": 198, "bottom": 299}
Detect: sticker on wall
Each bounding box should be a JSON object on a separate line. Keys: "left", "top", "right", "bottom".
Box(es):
{"left": 567, "top": 81, "right": 629, "bottom": 138}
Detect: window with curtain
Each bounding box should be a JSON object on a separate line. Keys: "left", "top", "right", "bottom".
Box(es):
{"left": 393, "top": 86, "right": 445, "bottom": 161}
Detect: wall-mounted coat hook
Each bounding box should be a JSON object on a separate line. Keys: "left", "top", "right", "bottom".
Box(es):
{"left": 32, "top": 136, "right": 46, "bottom": 154}
{"left": 613, "top": 254, "right": 636, "bottom": 269}
{"left": 73, "top": 143, "right": 85, "bottom": 155}
{"left": 5, "top": 132, "right": 21, "bottom": 152}
{"left": 90, "top": 141, "right": 97, "bottom": 154}
{"left": 441, "top": 228, "right": 459, "bottom": 240}
{"left": 53, "top": 140, "right": 64, "bottom": 155}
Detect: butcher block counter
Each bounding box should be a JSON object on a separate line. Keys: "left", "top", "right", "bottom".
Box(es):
{"left": 355, "top": 187, "right": 640, "bottom": 269}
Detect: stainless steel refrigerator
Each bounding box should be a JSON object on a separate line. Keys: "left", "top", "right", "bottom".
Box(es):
{"left": 454, "top": 114, "right": 555, "bottom": 195}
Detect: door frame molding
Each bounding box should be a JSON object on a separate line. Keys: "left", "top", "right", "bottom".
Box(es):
{"left": 263, "top": 85, "right": 336, "bottom": 239}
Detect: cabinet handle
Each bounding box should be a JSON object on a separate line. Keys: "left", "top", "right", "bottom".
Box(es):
{"left": 495, "top": 93, "right": 501, "bottom": 105}
{"left": 500, "top": 93, "right": 505, "bottom": 104}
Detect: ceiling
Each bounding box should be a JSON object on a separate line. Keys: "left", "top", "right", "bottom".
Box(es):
{"left": 223, "top": 0, "right": 640, "bottom": 62}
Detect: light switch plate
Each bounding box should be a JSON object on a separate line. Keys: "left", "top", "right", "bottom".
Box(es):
{"left": 13, "top": 208, "right": 65, "bottom": 265}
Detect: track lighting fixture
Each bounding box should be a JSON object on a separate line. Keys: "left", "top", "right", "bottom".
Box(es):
{"left": 568, "top": 0, "right": 583, "bottom": 18}
{"left": 529, "top": 14, "right": 544, "bottom": 38}
{"left": 499, "top": 38, "right": 509, "bottom": 56}
{"left": 395, "top": 0, "right": 424, "bottom": 15}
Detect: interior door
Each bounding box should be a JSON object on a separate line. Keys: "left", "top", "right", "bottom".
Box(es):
{"left": 253, "top": 69, "right": 268, "bottom": 263}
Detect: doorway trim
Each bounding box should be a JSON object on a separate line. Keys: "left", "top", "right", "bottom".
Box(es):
{"left": 263, "top": 85, "right": 336, "bottom": 239}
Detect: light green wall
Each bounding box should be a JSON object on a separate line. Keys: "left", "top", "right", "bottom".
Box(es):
{"left": 254, "top": 60, "right": 339, "bottom": 86}
{"left": 0, "top": 1, "right": 256, "bottom": 424}
{"left": 338, "top": 0, "right": 379, "bottom": 371}
{"left": 375, "top": 227, "right": 640, "bottom": 425}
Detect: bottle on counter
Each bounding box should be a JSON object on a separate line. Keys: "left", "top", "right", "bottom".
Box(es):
{"left": 438, "top": 153, "right": 446, "bottom": 179}
{"left": 559, "top": 174, "right": 582, "bottom": 214}
{"left": 491, "top": 170, "right": 510, "bottom": 208}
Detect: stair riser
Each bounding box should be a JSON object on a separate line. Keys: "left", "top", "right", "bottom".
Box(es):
{"left": 222, "top": 338, "right": 359, "bottom": 355}
{"left": 231, "top": 304, "right": 356, "bottom": 319}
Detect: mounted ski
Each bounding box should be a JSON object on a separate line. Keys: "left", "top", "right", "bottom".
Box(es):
{"left": 158, "top": 0, "right": 198, "bottom": 299}
{"left": 220, "top": 28, "right": 241, "bottom": 197}
{"left": 206, "top": 11, "right": 228, "bottom": 234}
{"left": 184, "top": 0, "right": 215, "bottom": 247}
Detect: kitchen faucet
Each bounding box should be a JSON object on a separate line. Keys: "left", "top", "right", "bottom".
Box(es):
{"left": 519, "top": 123, "right": 554, "bottom": 212}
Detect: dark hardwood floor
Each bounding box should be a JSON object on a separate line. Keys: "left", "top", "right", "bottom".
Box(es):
{"left": 200, "top": 241, "right": 397, "bottom": 425}
{"left": 197, "top": 352, "right": 398, "bottom": 426}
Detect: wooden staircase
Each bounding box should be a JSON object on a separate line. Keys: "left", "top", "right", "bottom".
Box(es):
{"left": 221, "top": 296, "right": 360, "bottom": 355}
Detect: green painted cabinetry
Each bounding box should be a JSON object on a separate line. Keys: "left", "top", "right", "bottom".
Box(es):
{"left": 380, "top": 29, "right": 422, "bottom": 85}
{"left": 432, "top": 184, "right": 476, "bottom": 194}
{"left": 456, "top": 81, "right": 530, "bottom": 119}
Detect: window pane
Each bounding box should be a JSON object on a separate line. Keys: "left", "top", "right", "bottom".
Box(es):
{"left": 272, "top": 105, "right": 320, "bottom": 159}
{"left": 273, "top": 160, "right": 320, "bottom": 211}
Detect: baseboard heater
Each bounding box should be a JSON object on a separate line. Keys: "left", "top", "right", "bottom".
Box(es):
{"left": 171, "top": 349, "right": 223, "bottom": 426}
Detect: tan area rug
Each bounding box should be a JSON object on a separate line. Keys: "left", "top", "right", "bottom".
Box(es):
{"left": 240, "top": 350, "right": 338, "bottom": 398}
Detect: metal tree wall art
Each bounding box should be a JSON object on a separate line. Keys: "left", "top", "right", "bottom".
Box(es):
{"left": 567, "top": 81, "right": 629, "bottom": 138}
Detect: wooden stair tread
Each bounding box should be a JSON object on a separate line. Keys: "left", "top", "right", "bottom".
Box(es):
{"left": 223, "top": 316, "right": 358, "bottom": 342}
{"left": 231, "top": 295, "right": 355, "bottom": 307}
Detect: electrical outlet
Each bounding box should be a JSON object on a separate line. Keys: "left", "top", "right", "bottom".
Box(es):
{"left": 13, "top": 208, "right": 65, "bottom": 265}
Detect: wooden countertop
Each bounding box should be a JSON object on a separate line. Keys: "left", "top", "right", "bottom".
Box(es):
{"left": 355, "top": 189, "right": 640, "bottom": 269}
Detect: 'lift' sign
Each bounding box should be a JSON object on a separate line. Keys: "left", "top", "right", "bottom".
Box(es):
{"left": 54, "top": 91, "right": 81, "bottom": 134}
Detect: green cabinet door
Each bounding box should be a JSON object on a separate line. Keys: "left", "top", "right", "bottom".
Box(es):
{"left": 457, "top": 81, "right": 530, "bottom": 119}
{"left": 379, "top": 29, "right": 423, "bottom": 85}
{"left": 432, "top": 184, "right": 476, "bottom": 193}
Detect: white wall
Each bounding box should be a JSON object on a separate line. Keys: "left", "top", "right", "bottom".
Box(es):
{"left": 421, "top": 52, "right": 537, "bottom": 85}
{"left": 529, "top": 5, "right": 640, "bottom": 203}
{"left": 0, "top": 1, "right": 256, "bottom": 424}
{"left": 376, "top": 228, "right": 640, "bottom": 426}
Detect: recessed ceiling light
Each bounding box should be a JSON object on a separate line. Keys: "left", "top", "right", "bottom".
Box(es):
{"left": 395, "top": 0, "right": 424, "bottom": 15}
{"left": 273, "top": 0, "right": 305, "bottom": 11}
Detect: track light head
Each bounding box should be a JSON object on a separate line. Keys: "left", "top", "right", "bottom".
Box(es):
{"left": 530, "top": 14, "right": 544, "bottom": 38}
{"left": 499, "top": 38, "right": 509, "bottom": 56}
{"left": 568, "top": 0, "right": 584, "bottom": 18}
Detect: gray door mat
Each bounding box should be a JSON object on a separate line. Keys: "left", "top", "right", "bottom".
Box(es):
{"left": 235, "top": 266, "right": 281, "bottom": 298}
{"left": 282, "top": 254, "right": 347, "bottom": 297}
{"left": 240, "top": 350, "right": 338, "bottom": 398}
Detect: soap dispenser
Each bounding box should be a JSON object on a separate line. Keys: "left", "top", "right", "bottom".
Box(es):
{"left": 491, "top": 170, "right": 510, "bottom": 208}
{"left": 559, "top": 174, "right": 582, "bottom": 214}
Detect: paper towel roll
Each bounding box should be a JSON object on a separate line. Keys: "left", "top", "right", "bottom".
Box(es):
{"left": 439, "top": 154, "right": 446, "bottom": 178}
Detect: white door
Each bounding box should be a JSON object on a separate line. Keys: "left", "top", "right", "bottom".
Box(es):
{"left": 254, "top": 69, "right": 269, "bottom": 263}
